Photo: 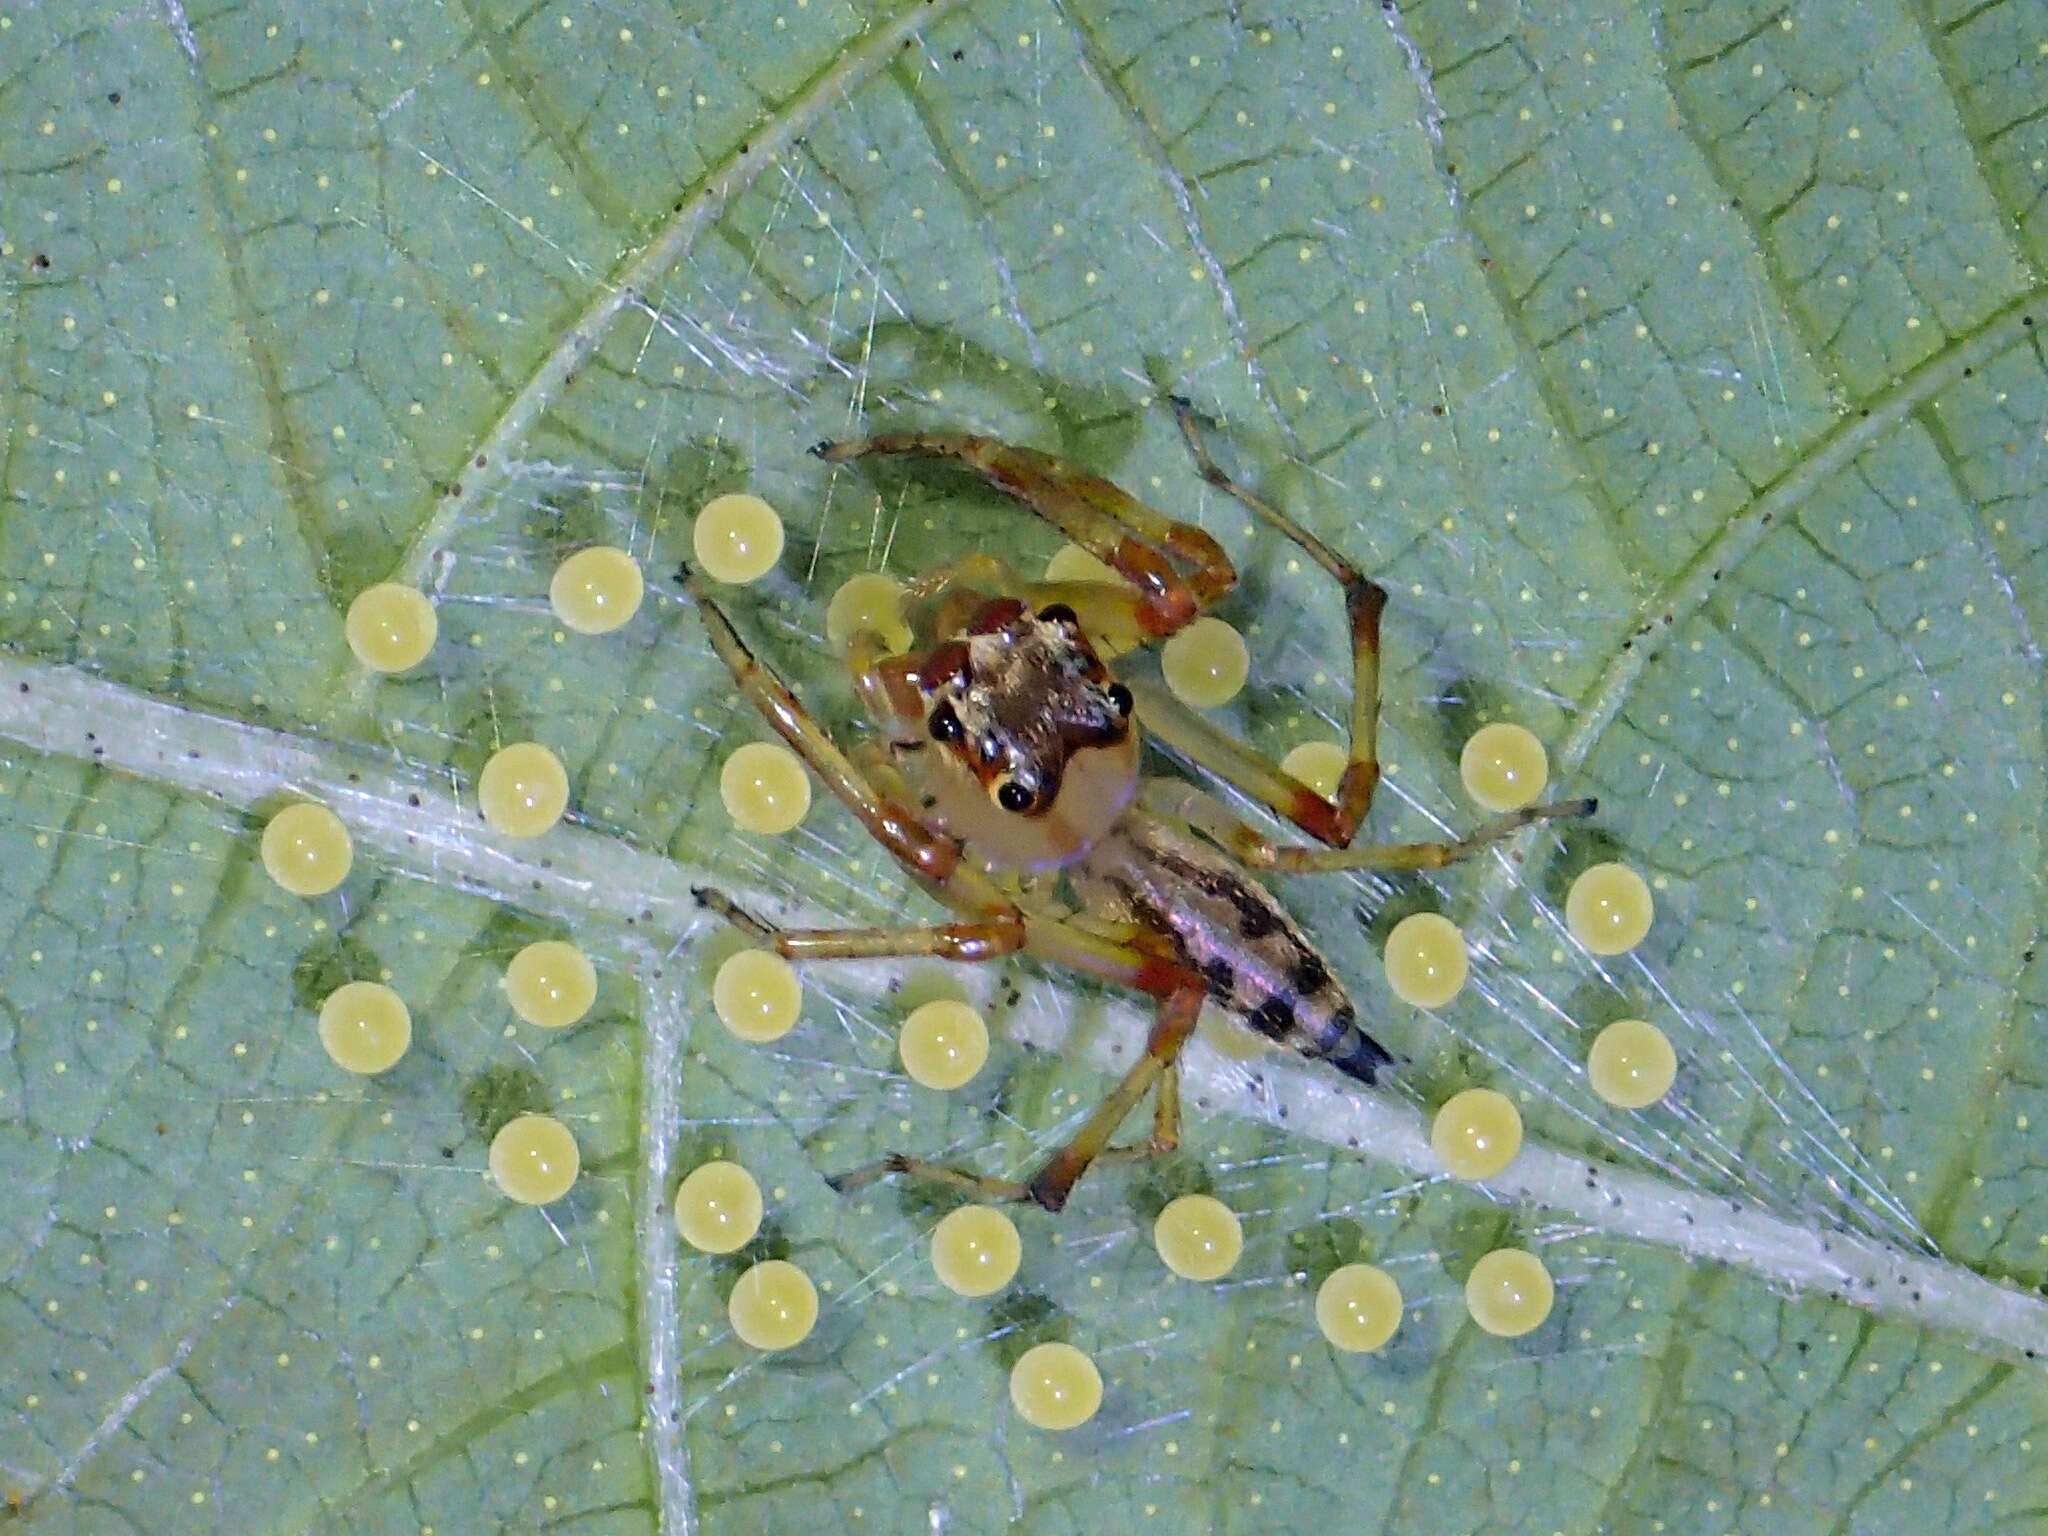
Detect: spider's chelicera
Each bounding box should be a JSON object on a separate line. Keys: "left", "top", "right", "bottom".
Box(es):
{"left": 683, "top": 398, "right": 1594, "bottom": 1211}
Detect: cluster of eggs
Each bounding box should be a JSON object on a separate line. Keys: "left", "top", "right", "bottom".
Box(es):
{"left": 288, "top": 482, "right": 1679, "bottom": 1431}
{"left": 265, "top": 794, "right": 601, "bottom": 1206}
{"left": 271, "top": 522, "right": 660, "bottom": 1209}
{"left": 692, "top": 507, "right": 1681, "bottom": 1423}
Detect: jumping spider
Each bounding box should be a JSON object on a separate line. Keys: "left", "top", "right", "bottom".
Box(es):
{"left": 683, "top": 398, "right": 1593, "bottom": 1212}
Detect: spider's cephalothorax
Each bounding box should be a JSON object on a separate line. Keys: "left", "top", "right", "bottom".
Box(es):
{"left": 687, "top": 407, "right": 1595, "bottom": 1211}
{"left": 903, "top": 597, "right": 1139, "bottom": 872}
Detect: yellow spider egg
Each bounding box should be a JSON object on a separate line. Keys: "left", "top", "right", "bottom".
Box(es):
{"left": 1430, "top": 1088, "right": 1524, "bottom": 1180}
{"left": 719, "top": 741, "right": 811, "bottom": 835}
{"left": 1566, "top": 861, "right": 1655, "bottom": 955}
{"left": 317, "top": 981, "right": 411, "bottom": 1075}
{"left": 1587, "top": 1018, "right": 1678, "bottom": 1108}
{"left": 824, "top": 572, "right": 913, "bottom": 653}
{"left": 898, "top": 999, "right": 989, "bottom": 1090}
{"left": 1161, "top": 616, "right": 1250, "bottom": 709}
{"left": 1282, "top": 739, "right": 1349, "bottom": 798}
{"left": 1383, "top": 912, "right": 1468, "bottom": 1009}
{"left": 728, "top": 1259, "right": 818, "bottom": 1350}
{"left": 479, "top": 742, "right": 569, "bottom": 838}
{"left": 1008, "top": 1342, "right": 1102, "bottom": 1431}
{"left": 549, "top": 545, "right": 644, "bottom": 635}
{"left": 713, "top": 949, "right": 802, "bottom": 1043}
{"left": 1044, "top": 543, "right": 1120, "bottom": 584}
{"left": 504, "top": 940, "right": 597, "bottom": 1029}
{"left": 344, "top": 583, "right": 438, "bottom": 673}
{"left": 1152, "top": 1193, "right": 1243, "bottom": 1281}
{"left": 1464, "top": 1247, "right": 1555, "bottom": 1338}
{"left": 1315, "top": 1263, "right": 1403, "bottom": 1352}
{"left": 261, "top": 802, "right": 353, "bottom": 896}
{"left": 694, "top": 492, "right": 784, "bottom": 585}
{"left": 1459, "top": 722, "right": 1549, "bottom": 812}
{"left": 929, "top": 1204, "right": 1022, "bottom": 1297}
{"left": 674, "top": 1160, "right": 764, "bottom": 1254}
{"left": 488, "top": 1113, "right": 580, "bottom": 1205}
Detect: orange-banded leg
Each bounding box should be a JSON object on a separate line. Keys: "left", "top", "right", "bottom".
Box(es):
{"left": 691, "top": 886, "right": 1026, "bottom": 963}
{"left": 696, "top": 737, "right": 1029, "bottom": 960}
{"left": 681, "top": 563, "right": 982, "bottom": 895}
{"left": 829, "top": 921, "right": 1207, "bottom": 1212}
{"left": 1168, "top": 394, "right": 1390, "bottom": 848}
{"left": 814, "top": 431, "right": 1235, "bottom": 639}
{"left": 1141, "top": 779, "right": 1599, "bottom": 874}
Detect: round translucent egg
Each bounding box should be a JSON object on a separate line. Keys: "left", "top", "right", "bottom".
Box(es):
{"left": 1282, "top": 739, "right": 1349, "bottom": 799}
{"left": 728, "top": 1259, "right": 818, "bottom": 1350}
{"left": 478, "top": 742, "right": 569, "bottom": 838}
{"left": 694, "top": 493, "right": 784, "bottom": 585}
{"left": 1152, "top": 1193, "right": 1243, "bottom": 1281}
{"left": 674, "top": 1160, "right": 764, "bottom": 1254}
{"left": 1430, "top": 1088, "right": 1524, "bottom": 1180}
{"left": 824, "top": 572, "right": 913, "bottom": 653}
{"left": 1383, "top": 912, "right": 1468, "bottom": 1009}
{"left": 1566, "top": 862, "right": 1654, "bottom": 955}
{"left": 1161, "top": 617, "right": 1250, "bottom": 709}
{"left": 1587, "top": 1018, "right": 1678, "bottom": 1108}
{"left": 489, "top": 1113, "right": 580, "bottom": 1205}
{"left": 719, "top": 741, "right": 811, "bottom": 835}
{"left": 317, "top": 981, "right": 411, "bottom": 1075}
{"left": 1459, "top": 722, "right": 1549, "bottom": 812}
{"left": 1044, "top": 543, "right": 1120, "bottom": 584}
{"left": 549, "top": 545, "right": 644, "bottom": 635}
{"left": 898, "top": 1000, "right": 989, "bottom": 1090}
{"left": 1315, "top": 1263, "right": 1403, "bottom": 1352}
{"left": 261, "top": 802, "right": 353, "bottom": 896}
{"left": 713, "top": 949, "right": 802, "bottom": 1043}
{"left": 504, "top": 940, "right": 597, "bottom": 1029}
{"left": 344, "top": 583, "right": 438, "bottom": 673}
{"left": 1009, "top": 1342, "right": 1102, "bottom": 1431}
{"left": 930, "top": 1204, "right": 1022, "bottom": 1297}
{"left": 1464, "top": 1247, "right": 1554, "bottom": 1338}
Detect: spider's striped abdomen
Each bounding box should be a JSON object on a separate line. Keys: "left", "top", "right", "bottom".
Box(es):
{"left": 1073, "top": 812, "right": 1393, "bottom": 1084}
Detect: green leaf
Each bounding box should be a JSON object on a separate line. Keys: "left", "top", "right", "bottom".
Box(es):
{"left": 4, "top": 0, "right": 2048, "bottom": 1531}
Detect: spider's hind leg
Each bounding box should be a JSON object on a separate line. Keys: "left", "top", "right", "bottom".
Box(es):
{"left": 827, "top": 931, "right": 1207, "bottom": 1213}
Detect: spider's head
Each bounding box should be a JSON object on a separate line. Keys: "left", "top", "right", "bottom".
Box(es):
{"left": 904, "top": 598, "right": 1138, "bottom": 866}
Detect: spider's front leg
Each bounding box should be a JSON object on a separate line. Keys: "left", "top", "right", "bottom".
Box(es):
{"left": 678, "top": 564, "right": 1025, "bottom": 940}
{"left": 814, "top": 430, "right": 1236, "bottom": 637}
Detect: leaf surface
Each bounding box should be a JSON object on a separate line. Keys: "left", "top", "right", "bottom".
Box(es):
{"left": 3, "top": 0, "right": 2048, "bottom": 1531}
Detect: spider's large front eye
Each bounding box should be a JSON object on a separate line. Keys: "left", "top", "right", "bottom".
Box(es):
{"left": 1037, "top": 603, "right": 1079, "bottom": 626}
{"left": 994, "top": 779, "right": 1034, "bottom": 813}
{"left": 928, "top": 703, "right": 963, "bottom": 743}
{"left": 1105, "top": 682, "right": 1134, "bottom": 718}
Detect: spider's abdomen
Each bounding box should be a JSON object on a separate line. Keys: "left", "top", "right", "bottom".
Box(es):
{"left": 1074, "top": 815, "right": 1394, "bottom": 1085}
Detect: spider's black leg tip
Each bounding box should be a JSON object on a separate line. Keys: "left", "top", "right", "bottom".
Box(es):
{"left": 808, "top": 439, "right": 837, "bottom": 460}
{"left": 688, "top": 884, "right": 713, "bottom": 907}
{"left": 1582, "top": 796, "right": 1600, "bottom": 817}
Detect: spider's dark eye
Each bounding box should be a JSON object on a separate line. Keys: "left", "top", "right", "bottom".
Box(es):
{"left": 1106, "top": 682, "right": 1134, "bottom": 717}
{"left": 928, "top": 703, "right": 963, "bottom": 743}
{"left": 995, "top": 779, "right": 1034, "bottom": 813}
{"left": 1037, "top": 603, "right": 1078, "bottom": 625}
